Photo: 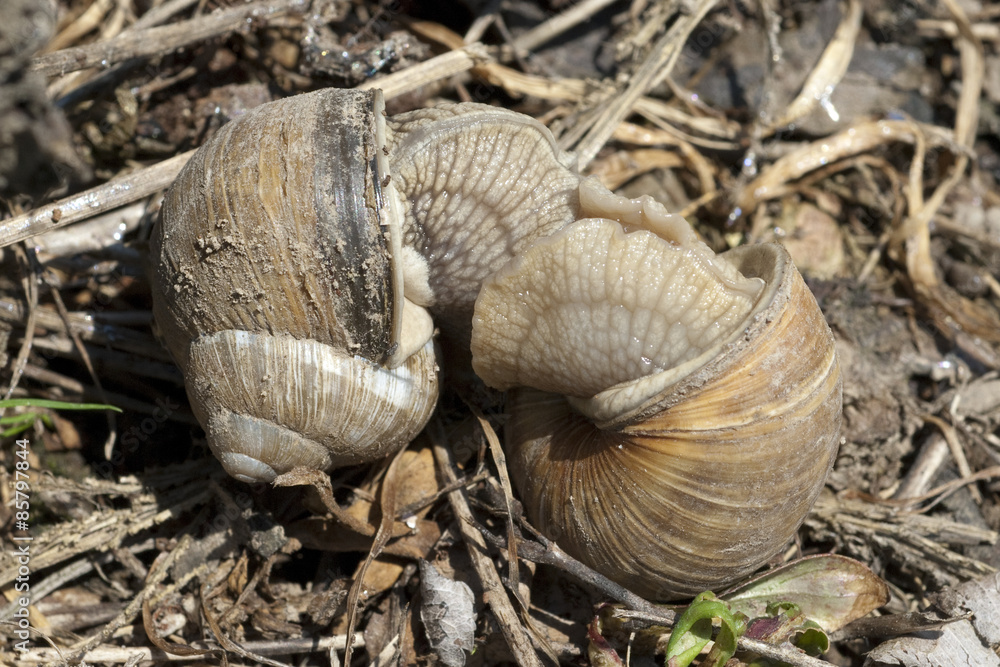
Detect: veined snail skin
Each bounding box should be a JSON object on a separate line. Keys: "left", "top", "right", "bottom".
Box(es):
{"left": 470, "top": 183, "right": 842, "bottom": 600}
{"left": 386, "top": 102, "right": 584, "bottom": 354}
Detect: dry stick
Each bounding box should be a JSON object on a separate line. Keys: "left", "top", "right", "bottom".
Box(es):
{"left": 809, "top": 499, "right": 996, "bottom": 579}
{"left": 944, "top": 0, "right": 984, "bottom": 150}
{"left": 30, "top": 0, "right": 306, "bottom": 77}
{"left": 464, "top": 0, "right": 502, "bottom": 44}
{"left": 736, "top": 637, "right": 834, "bottom": 667}
{"left": 0, "top": 476, "right": 211, "bottom": 589}
{"left": 573, "top": 0, "right": 721, "bottom": 170}
{"left": 9, "top": 45, "right": 488, "bottom": 252}
{"left": 893, "top": 432, "right": 952, "bottom": 501}
{"left": 0, "top": 290, "right": 170, "bottom": 342}
{"left": 633, "top": 112, "right": 716, "bottom": 193}
{"left": 99, "top": 0, "right": 129, "bottom": 42}
{"left": 613, "top": 115, "right": 738, "bottom": 148}
{"left": 17, "top": 635, "right": 365, "bottom": 664}
{"left": 45, "top": 0, "right": 115, "bottom": 53}
{"left": 764, "top": 0, "right": 862, "bottom": 133}
{"left": 17, "top": 363, "right": 191, "bottom": 420}
{"left": 201, "top": 584, "right": 292, "bottom": 667}
{"left": 483, "top": 528, "right": 671, "bottom": 620}
{"left": 2, "top": 246, "right": 39, "bottom": 400}
{"left": 0, "top": 549, "right": 123, "bottom": 621}
{"left": 44, "top": 535, "right": 196, "bottom": 667}
{"left": 0, "top": 297, "right": 171, "bottom": 360}
{"left": 343, "top": 445, "right": 409, "bottom": 666}
{"left": 472, "top": 410, "right": 522, "bottom": 610}
{"left": 623, "top": 3, "right": 675, "bottom": 57}
{"left": 131, "top": 0, "right": 202, "bottom": 32}
{"left": 900, "top": 0, "right": 983, "bottom": 264}
{"left": 922, "top": 414, "right": 983, "bottom": 504}
{"left": 904, "top": 466, "right": 1000, "bottom": 515}
{"left": 0, "top": 149, "right": 193, "bottom": 249}
{"left": 737, "top": 119, "right": 958, "bottom": 213}
{"left": 401, "top": 22, "right": 739, "bottom": 147}
{"left": 359, "top": 43, "right": 493, "bottom": 98}
{"left": 54, "top": 0, "right": 202, "bottom": 105}
{"left": 46, "top": 268, "right": 119, "bottom": 457}
{"left": 470, "top": 410, "right": 561, "bottom": 666}
{"left": 917, "top": 19, "right": 1000, "bottom": 42}
{"left": 218, "top": 552, "right": 281, "bottom": 627}
{"left": 29, "top": 201, "right": 145, "bottom": 259}
{"left": 899, "top": 0, "right": 989, "bottom": 338}
{"left": 138, "top": 550, "right": 235, "bottom": 660}
{"left": 430, "top": 422, "right": 544, "bottom": 667}
{"left": 509, "top": 0, "right": 621, "bottom": 54}
{"left": 394, "top": 469, "right": 490, "bottom": 519}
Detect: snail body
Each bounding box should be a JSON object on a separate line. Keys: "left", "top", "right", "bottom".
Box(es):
{"left": 152, "top": 88, "right": 841, "bottom": 599}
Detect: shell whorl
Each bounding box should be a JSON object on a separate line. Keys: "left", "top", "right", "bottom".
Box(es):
{"left": 153, "top": 90, "right": 408, "bottom": 367}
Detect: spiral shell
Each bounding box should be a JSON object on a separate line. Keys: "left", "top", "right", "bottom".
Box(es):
{"left": 471, "top": 184, "right": 842, "bottom": 599}
{"left": 151, "top": 89, "right": 439, "bottom": 483}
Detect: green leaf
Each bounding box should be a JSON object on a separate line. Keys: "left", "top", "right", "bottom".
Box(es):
{"left": 0, "top": 412, "right": 42, "bottom": 427}
{"left": 1, "top": 419, "right": 36, "bottom": 438}
{"left": 1, "top": 399, "right": 120, "bottom": 439}
{"left": 724, "top": 555, "right": 888, "bottom": 632}
{"left": 741, "top": 595, "right": 832, "bottom": 660}
{"left": 665, "top": 592, "right": 745, "bottom": 667}
{"left": 793, "top": 621, "right": 830, "bottom": 655}
{"left": 702, "top": 608, "right": 745, "bottom": 667}
{"left": 765, "top": 601, "right": 800, "bottom": 617}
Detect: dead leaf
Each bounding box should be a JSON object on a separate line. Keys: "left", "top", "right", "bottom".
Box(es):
{"left": 419, "top": 559, "right": 476, "bottom": 667}
{"left": 865, "top": 620, "right": 999, "bottom": 667}
{"left": 933, "top": 572, "right": 1000, "bottom": 647}
{"left": 724, "top": 555, "right": 888, "bottom": 632}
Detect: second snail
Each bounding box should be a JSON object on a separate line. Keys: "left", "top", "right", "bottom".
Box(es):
{"left": 151, "top": 88, "right": 842, "bottom": 600}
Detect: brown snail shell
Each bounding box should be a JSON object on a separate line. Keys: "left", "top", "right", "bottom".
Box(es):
{"left": 151, "top": 89, "right": 439, "bottom": 483}
{"left": 471, "top": 183, "right": 842, "bottom": 600}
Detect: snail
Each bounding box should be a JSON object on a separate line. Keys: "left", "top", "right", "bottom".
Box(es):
{"left": 151, "top": 90, "right": 441, "bottom": 484}
{"left": 151, "top": 88, "right": 841, "bottom": 600}
{"left": 470, "top": 181, "right": 842, "bottom": 598}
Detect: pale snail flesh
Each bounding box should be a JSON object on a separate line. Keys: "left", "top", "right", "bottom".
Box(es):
{"left": 151, "top": 88, "right": 842, "bottom": 600}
